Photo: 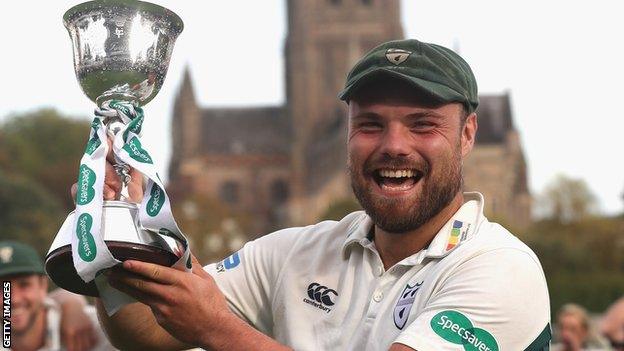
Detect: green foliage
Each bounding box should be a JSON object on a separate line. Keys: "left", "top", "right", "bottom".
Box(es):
{"left": 523, "top": 216, "right": 624, "bottom": 314}
{"left": 540, "top": 174, "right": 598, "bottom": 223}
{"left": 0, "top": 109, "right": 90, "bottom": 211}
{"left": 0, "top": 171, "right": 64, "bottom": 257}
{"left": 319, "top": 198, "right": 362, "bottom": 221}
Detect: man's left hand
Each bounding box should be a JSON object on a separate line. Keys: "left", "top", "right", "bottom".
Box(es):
{"left": 107, "top": 256, "right": 230, "bottom": 347}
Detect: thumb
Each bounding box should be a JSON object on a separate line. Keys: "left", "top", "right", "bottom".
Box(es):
{"left": 127, "top": 167, "right": 144, "bottom": 203}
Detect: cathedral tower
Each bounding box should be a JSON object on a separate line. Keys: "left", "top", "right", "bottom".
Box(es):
{"left": 285, "top": 0, "right": 403, "bottom": 223}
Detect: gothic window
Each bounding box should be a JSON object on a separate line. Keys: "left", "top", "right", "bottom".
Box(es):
{"left": 220, "top": 181, "right": 240, "bottom": 205}
{"left": 271, "top": 179, "right": 289, "bottom": 205}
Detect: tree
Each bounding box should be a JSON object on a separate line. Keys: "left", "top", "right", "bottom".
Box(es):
{"left": 0, "top": 109, "right": 90, "bottom": 211}
{"left": 539, "top": 174, "right": 598, "bottom": 223}
{"left": 0, "top": 171, "right": 64, "bottom": 256}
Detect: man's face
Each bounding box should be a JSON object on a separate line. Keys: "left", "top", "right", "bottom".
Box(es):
{"left": 347, "top": 85, "right": 475, "bottom": 233}
{"left": 7, "top": 274, "right": 47, "bottom": 334}
{"left": 557, "top": 314, "right": 588, "bottom": 350}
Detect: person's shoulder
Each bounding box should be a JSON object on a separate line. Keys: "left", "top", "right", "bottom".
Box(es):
{"left": 254, "top": 211, "right": 368, "bottom": 248}
{"left": 463, "top": 219, "right": 540, "bottom": 261}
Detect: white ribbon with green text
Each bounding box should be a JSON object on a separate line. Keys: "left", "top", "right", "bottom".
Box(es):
{"left": 71, "top": 100, "right": 191, "bottom": 284}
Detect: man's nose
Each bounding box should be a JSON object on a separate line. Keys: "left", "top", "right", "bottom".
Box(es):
{"left": 379, "top": 124, "right": 412, "bottom": 157}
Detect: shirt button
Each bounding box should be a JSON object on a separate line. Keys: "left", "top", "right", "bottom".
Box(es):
{"left": 373, "top": 291, "right": 384, "bottom": 302}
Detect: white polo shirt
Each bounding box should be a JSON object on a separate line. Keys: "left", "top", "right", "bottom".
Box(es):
{"left": 205, "top": 192, "right": 551, "bottom": 350}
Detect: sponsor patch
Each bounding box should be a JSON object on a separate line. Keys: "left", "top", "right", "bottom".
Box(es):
{"left": 216, "top": 251, "right": 242, "bottom": 273}
{"left": 394, "top": 281, "right": 423, "bottom": 329}
{"left": 445, "top": 220, "right": 463, "bottom": 251}
{"left": 430, "top": 310, "right": 499, "bottom": 351}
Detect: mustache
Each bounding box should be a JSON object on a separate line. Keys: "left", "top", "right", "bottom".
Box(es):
{"left": 363, "top": 154, "right": 429, "bottom": 175}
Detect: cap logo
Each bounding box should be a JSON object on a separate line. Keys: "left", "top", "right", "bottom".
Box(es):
{"left": 0, "top": 247, "right": 13, "bottom": 263}
{"left": 385, "top": 48, "right": 412, "bottom": 65}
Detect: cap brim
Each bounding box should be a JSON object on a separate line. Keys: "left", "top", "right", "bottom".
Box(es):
{"left": 0, "top": 266, "right": 45, "bottom": 278}
{"left": 338, "top": 68, "right": 467, "bottom": 105}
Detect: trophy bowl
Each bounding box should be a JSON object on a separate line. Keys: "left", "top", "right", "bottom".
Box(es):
{"left": 63, "top": 0, "right": 183, "bottom": 105}
{"left": 45, "top": 0, "right": 186, "bottom": 296}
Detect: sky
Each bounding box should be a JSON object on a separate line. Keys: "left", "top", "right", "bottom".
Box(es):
{"left": 1, "top": 1, "right": 622, "bottom": 215}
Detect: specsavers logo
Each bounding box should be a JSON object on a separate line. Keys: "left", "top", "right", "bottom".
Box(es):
{"left": 76, "top": 164, "right": 96, "bottom": 205}
{"left": 75, "top": 213, "right": 97, "bottom": 262}
{"left": 146, "top": 183, "right": 165, "bottom": 217}
{"left": 122, "top": 137, "right": 153, "bottom": 164}
{"left": 430, "top": 310, "right": 498, "bottom": 351}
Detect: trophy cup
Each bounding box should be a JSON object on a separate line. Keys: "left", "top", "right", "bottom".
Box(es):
{"left": 46, "top": 0, "right": 189, "bottom": 297}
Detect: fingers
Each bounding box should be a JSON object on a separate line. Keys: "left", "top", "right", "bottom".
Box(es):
{"left": 122, "top": 260, "right": 180, "bottom": 285}
{"left": 104, "top": 161, "right": 122, "bottom": 200}
{"left": 191, "top": 255, "right": 211, "bottom": 280}
{"left": 70, "top": 183, "right": 77, "bottom": 204}
{"left": 108, "top": 266, "right": 168, "bottom": 303}
{"left": 127, "top": 167, "right": 144, "bottom": 203}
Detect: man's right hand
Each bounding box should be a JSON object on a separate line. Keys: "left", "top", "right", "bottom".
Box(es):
{"left": 71, "top": 137, "right": 144, "bottom": 203}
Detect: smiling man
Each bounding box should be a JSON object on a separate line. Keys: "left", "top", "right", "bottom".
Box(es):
{"left": 96, "top": 39, "right": 551, "bottom": 351}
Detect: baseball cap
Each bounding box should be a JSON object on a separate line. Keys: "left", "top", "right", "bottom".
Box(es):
{"left": 338, "top": 39, "right": 479, "bottom": 113}
{"left": 0, "top": 241, "right": 45, "bottom": 277}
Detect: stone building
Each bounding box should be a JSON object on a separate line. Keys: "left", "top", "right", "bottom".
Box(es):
{"left": 168, "top": 0, "right": 531, "bottom": 238}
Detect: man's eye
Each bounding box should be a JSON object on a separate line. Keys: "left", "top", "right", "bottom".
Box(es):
{"left": 360, "top": 122, "right": 382, "bottom": 130}
{"left": 411, "top": 121, "right": 435, "bottom": 130}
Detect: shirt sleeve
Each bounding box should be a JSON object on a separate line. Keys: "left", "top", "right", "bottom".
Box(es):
{"left": 203, "top": 227, "right": 303, "bottom": 335}
{"left": 394, "top": 248, "right": 551, "bottom": 351}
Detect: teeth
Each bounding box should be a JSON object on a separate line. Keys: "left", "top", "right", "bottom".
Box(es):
{"left": 379, "top": 169, "right": 414, "bottom": 178}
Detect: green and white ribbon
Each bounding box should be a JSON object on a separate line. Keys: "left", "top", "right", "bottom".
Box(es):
{"left": 71, "top": 100, "right": 191, "bottom": 284}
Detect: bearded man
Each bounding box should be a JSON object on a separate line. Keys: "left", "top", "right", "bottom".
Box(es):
{"left": 88, "top": 39, "right": 551, "bottom": 351}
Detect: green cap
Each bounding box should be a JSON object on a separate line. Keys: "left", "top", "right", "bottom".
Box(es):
{"left": 0, "top": 241, "right": 45, "bottom": 277}
{"left": 339, "top": 39, "right": 479, "bottom": 112}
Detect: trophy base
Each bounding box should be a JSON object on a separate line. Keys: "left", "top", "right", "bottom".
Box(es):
{"left": 46, "top": 241, "right": 179, "bottom": 297}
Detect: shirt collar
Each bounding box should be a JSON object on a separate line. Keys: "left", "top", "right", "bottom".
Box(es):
{"left": 342, "top": 192, "right": 486, "bottom": 263}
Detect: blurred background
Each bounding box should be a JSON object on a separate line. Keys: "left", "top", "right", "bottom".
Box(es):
{"left": 1, "top": 0, "right": 623, "bottom": 346}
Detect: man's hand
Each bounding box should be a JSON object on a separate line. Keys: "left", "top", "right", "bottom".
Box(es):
{"left": 107, "top": 256, "right": 230, "bottom": 348}
{"left": 48, "top": 289, "right": 97, "bottom": 351}
{"left": 71, "top": 137, "right": 144, "bottom": 203}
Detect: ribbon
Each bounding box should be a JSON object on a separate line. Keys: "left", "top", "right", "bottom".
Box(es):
{"left": 71, "top": 100, "right": 191, "bottom": 284}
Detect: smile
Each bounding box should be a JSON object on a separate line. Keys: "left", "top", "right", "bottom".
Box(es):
{"left": 373, "top": 168, "right": 423, "bottom": 193}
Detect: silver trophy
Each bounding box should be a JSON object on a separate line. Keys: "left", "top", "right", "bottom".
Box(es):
{"left": 46, "top": 0, "right": 184, "bottom": 296}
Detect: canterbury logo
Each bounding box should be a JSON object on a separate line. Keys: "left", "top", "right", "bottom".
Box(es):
{"left": 303, "top": 282, "right": 338, "bottom": 313}
{"left": 307, "top": 283, "right": 338, "bottom": 306}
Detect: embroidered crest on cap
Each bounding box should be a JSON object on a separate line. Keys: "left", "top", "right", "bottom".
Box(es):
{"left": 385, "top": 48, "right": 412, "bottom": 65}
{"left": 0, "top": 247, "right": 13, "bottom": 263}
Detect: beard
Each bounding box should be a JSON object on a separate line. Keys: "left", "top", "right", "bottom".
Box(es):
{"left": 348, "top": 148, "right": 463, "bottom": 234}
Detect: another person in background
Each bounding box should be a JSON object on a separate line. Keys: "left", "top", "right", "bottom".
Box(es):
{"left": 602, "top": 297, "right": 624, "bottom": 351}
{"left": 554, "top": 303, "right": 607, "bottom": 351}
{"left": 0, "top": 241, "right": 115, "bottom": 351}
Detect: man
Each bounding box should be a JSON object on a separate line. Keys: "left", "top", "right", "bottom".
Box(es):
{"left": 93, "top": 39, "right": 551, "bottom": 350}
{"left": 0, "top": 241, "right": 114, "bottom": 351}
{"left": 554, "top": 304, "right": 606, "bottom": 351}
{"left": 601, "top": 297, "right": 624, "bottom": 351}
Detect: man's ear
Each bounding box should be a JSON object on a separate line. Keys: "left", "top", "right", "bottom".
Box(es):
{"left": 461, "top": 113, "right": 478, "bottom": 157}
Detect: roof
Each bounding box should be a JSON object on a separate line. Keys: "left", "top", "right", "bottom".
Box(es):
{"left": 475, "top": 94, "right": 514, "bottom": 144}
{"left": 200, "top": 106, "right": 291, "bottom": 155}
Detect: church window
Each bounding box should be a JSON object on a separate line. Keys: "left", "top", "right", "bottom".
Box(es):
{"left": 220, "top": 181, "right": 240, "bottom": 205}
